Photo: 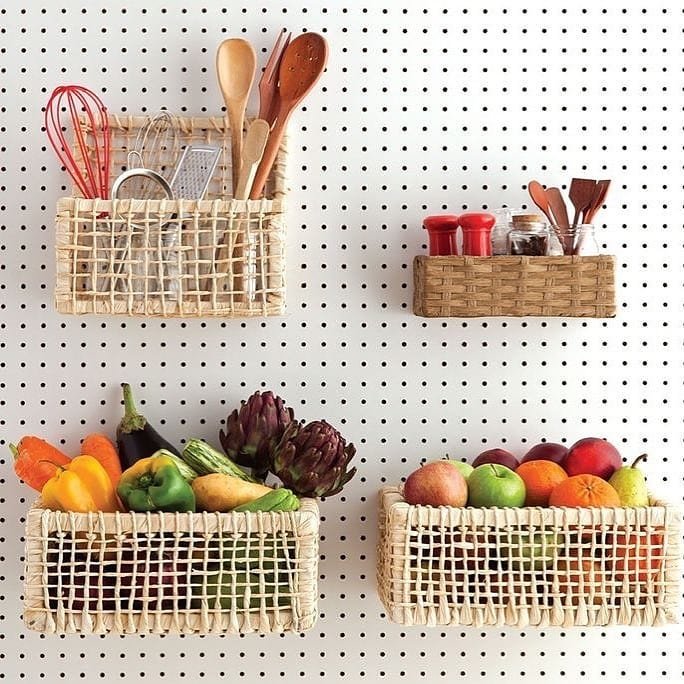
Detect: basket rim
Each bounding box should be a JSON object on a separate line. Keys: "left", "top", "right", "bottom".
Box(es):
{"left": 380, "top": 485, "right": 677, "bottom": 519}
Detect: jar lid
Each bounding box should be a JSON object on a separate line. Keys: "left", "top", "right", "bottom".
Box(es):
{"left": 512, "top": 213, "right": 545, "bottom": 224}
{"left": 423, "top": 214, "right": 460, "bottom": 231}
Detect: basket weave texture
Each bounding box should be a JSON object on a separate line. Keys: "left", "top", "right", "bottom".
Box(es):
{"left": 24, "top": 498, "right": 319, "bottom": 635}
{"left": 55, "top": 115, "right": 288, "bottom": 317}
{"left": 413, "top": 255, "right": 616, "bottom": 317}
{"left": 376, "top": 486, "right": 680, "bottom": 628}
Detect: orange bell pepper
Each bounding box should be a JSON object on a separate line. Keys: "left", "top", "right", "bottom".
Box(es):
{"left": 41, "top": 455, "right": 121, "bottom": 513}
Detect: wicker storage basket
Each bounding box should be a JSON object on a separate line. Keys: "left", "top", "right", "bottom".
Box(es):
{"left": 55, "top": 115, "right": 287, "bottom": 317}
{"left": 24, "top": 498, "right": 319, "bottom": 635}
{"left": 413, "top": 255, "right": 616, "bottom": 318}
{"left": 377, "top": 486, "right": 679, "bottom": 628}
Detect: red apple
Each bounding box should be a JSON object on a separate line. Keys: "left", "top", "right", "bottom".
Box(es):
{"left": 520, "top": 442, "right": 568, "bottom": 465}
{"left": 403, "top": 461, "right": 468, "bottom": 507}
{"left": 472, "top": 448, "right": 519, "bottom": 471}
{"left": 563, "top": 437, "right": 622, "bottom": 479}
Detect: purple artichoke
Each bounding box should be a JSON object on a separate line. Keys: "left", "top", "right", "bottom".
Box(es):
{"left": 219, "top": 390, "right": 294, "bottom": 481}
{"left": 272, "top": 419, "right": 357, "bottom": 498}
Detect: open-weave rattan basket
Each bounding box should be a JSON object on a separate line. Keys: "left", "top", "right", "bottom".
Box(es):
{"left": 55, "top": 114, "right": 288, "bottom": 317}
{"left": 413, "top": 255, "right": 616, "bottom": 317}
{"left": 377, "top": 486, "right": 679, "bottom": 628}
{"left": 24, "top": 498, "right": 319, "bottom": 635}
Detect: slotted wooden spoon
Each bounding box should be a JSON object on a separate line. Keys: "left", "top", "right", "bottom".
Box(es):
{"left": 249, "top": 32, "right": 328, "bottom": 199}
{"left": 216, "top": 38, "right": 257, "bottom": 195}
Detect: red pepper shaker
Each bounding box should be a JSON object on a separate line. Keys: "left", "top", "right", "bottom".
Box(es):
{"left": 422, "top": 214, "right": 460, "bottom": 256}
{"left": 458, "top": 212, "right": 496, "bottom": 256}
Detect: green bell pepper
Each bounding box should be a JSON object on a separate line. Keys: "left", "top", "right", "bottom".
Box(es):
{"left": 118, "top": 454, "right": 196, "bottom": 512}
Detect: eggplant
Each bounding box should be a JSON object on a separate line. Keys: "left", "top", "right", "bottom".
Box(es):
{"left": 116, "top": 383, "right": 180, "bottom": 470}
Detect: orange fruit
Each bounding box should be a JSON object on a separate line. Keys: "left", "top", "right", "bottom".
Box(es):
{"left": 555, "top": 557, "right": 607, "bottom": 606}
{"left": 515, "top": 459, "right": 568, "bottom": 506}
{"left": 548, "top": 474, "right": 621, "bottom": 507}
{"left": 610, "top": 531, "right": 664, "bottom": 586}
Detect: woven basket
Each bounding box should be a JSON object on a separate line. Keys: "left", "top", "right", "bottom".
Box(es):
{"left": 24, "top": 498, "right": 319, "bottom": 635}
{"left": 54, "top": 115, "right": 287, "bottom": 317}
{"left": 376, "top": 486, "right": 680, "bottom": 628}
{"left": 413, "top": 255, "right": 616, "bottom": 317}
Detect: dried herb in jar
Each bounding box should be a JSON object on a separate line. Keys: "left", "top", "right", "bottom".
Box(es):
{"left": 507, "top": 214, "right": 549, "bottom": 256}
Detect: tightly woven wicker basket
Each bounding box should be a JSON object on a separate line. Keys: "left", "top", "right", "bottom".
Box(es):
{"left": 24, "top": 499, "right": 319, "bottom": 635}
{"left": 54, "top": 114, "right": 288, "bottom": 317}
{"left": 376, "top": 486, "right": 680, "bottom": 628}
{"left": 413, "top": 255, "right": 616, "bottom": 318}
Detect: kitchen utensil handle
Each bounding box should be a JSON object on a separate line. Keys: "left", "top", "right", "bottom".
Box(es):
{"left": 225, "top": 161, "right": 259, "bottom": 295}
{"left": 235, "top": 160, "right": 258, "bottom": 201}
{"left": 228, "top": 103, "right": 245, "bottom": 196}
{"left": 249, "top": 112, "right": 288, "bottom": 199}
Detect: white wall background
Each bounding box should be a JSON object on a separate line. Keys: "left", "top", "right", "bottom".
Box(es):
{"left": 1, "top": 1, "right": 682, "bottom": 682}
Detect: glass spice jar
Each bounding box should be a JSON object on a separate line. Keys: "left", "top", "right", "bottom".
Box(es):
{"left": 490, "top": 207, "right": 512, "bottom": 255}
{"left": 572, "top": 224, "right": 600, "bottom": 255}
{"left": 507, "top": 214, "right": 550, "bottom": 256}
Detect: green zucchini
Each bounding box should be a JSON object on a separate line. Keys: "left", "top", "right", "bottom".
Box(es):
{"left": 181, "top": 439, "right": 257, "bottom": 483}
{"left": 152, "top": 449, "right": 199, "bottom": 482}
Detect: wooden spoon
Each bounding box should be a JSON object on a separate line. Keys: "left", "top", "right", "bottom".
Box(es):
{"left": 584, "top": 179, "right": 611, "bottom": 224}
{"left": 249, "top": 32, "right": 328, "bottom": 199}
{"left": 527, "top": 180, "right": 555, "bottom": 225}
{"left": 568, "top": 178, "right": 596, "bottom": 229}
{"left": 545, "top": 186, "right": 571, "bottom": 254}
{"left": 216, "top": 38, "right": 257, "bottom": 195}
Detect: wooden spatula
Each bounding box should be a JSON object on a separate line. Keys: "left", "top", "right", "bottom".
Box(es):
{"left": 584, "top": 179, "right": 611, "bottom": 224}
{"left": 568, "top": 178, "right": 597, "bottom": 229}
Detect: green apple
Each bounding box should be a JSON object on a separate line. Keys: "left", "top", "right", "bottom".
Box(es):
{"left": 444, "top": 459, "right": 474, "bottom": 481}
{"left": 505, "top": 531, "right": 559, "bottom": 571}
{"left": 467, "top": 464, "right": 526, "bottom": 507}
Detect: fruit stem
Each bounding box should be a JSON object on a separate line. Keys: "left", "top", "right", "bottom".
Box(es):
{"left": 630, "top": 453, "right": 648, "bottom": 469}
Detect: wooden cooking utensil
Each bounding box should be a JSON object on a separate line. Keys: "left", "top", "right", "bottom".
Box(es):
{"left": 546, "top": 187, "right": 569, "bottom": 230}
{"left": 216, "top": 38, "right": 257, "bottom": 195}
{"left": 234, "top": 119, "right": 270, "bottom": 200}
{"left": 249, "top": 32, "right": 328, "bottom": 199}
{"left": 258, "top": 29, "right": 292, "bottom": 126}
{"left": 210, "top": 119, "right": 270, "bottom": 296}
{"left": 584, "top": 179, "right": 611, "bottom": 224}
{"left": 568, "top": 178, "right": 597, "bottom": 229}
{"left": 545, "top": 186, "right": 571, "bottom": 254}
{"left": 527, "top": 180, "right": 555, "bottom": 225}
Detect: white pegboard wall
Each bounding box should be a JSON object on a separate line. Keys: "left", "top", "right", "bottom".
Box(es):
{"left": 1, "top": 2, "right": 683, "bottom": 683}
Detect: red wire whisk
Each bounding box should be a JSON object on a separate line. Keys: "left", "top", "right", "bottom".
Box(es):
{"left": 44, "top": 85, "right": 111, "bottom": 199}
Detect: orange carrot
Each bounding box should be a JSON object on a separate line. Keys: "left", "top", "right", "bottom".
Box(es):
{"left": 11, "top": 436, "right": 71, "bottom": 492}
{"left": 80, "top": 433, "right": 123, "bottom": 487}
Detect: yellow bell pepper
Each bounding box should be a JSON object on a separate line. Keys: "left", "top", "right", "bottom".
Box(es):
{"left": 41, "top": 454, "right": 121, "bottom": 513}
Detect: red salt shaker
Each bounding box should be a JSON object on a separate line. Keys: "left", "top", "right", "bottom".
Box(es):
{"left": 459, "top": 212, "right": 496, "bottom": 256}
{"left": 422, "top": 214, "right": 460, "bottom": 256}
